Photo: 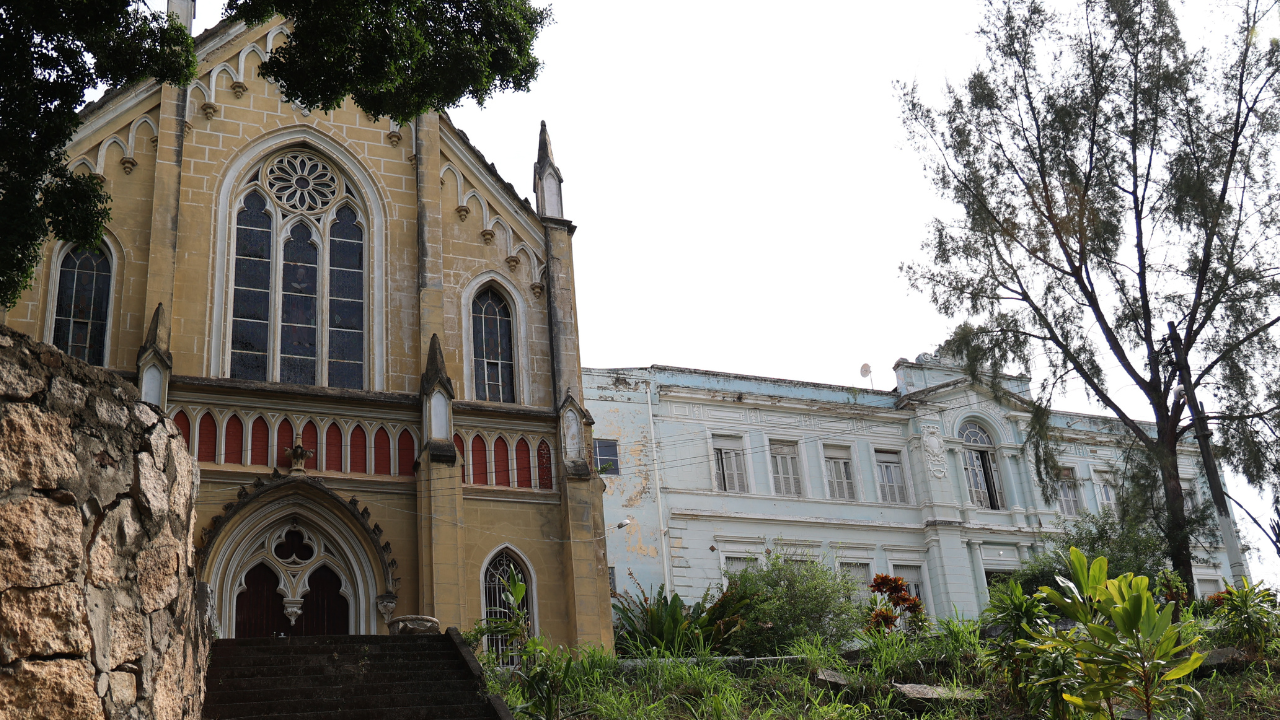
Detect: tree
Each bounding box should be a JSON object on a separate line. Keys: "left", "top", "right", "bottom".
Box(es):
{"left": 1, "top": 1, "right": 196, "bottom": 309}
{"left": 900, "top": 0, "right": 1280, "bottom": 592}
{"left": 1, "top": 0, "right": 550, "bottom": 310}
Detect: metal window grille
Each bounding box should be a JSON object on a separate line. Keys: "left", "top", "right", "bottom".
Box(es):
{"left": 825, "top": 447, "right": 856, "bottom": 500}
{"left": 1196, "top": 578, "right": 1220, "bottom": 597}
{"left": 715, "top": 448, "right": 748, "bottom": 493}
{"left": 594, "top": 439, "right": 619, "bottom": 475}
{"left": 895, "top": 564, "right": 925, "bottom": 608}
{"left": 770, "top": 443, "right": 803, "bottom": 496}
{"left": 723, "top": 556, "right": 758, "bottom": 575}
{"left": 840, "top": 562, "right": 871, "bottom": 599}
{"left": 876, "top": 452, "right": 909, "bottom": 504}
{"left": 482, "top": 552, "right": 530, "bottom": 666}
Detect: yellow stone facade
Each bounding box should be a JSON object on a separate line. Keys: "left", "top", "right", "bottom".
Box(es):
{"left": 2, "top": 16, "right": 612, "bottom": 649}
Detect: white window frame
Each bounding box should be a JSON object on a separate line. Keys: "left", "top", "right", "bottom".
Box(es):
{"left": 1092, "top": 469, "right": 1117, "bottom": 513}
{"left": 767, "top": 438, "right": 804, "bottom": 497}
{"left": 712, "top": 435, "right": 749, "bottom": 493}
{"left": 875, "top": 449, "right": 911, "bottom": 505}
{"left": 823, "top": 445, "right": 857, "bottom": 501}
{"left": 1058, "top": 467, "right": 1082, "bottom": 516}
{"left": 721, "top": 554, "right": 759, "bottom": 578}
{"left": 888, "top": 560, "right": 932, "bottom": 613}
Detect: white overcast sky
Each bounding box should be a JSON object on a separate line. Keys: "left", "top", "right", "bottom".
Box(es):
{"left": 173, "top": 0, "right": 1277, "bottom": 584}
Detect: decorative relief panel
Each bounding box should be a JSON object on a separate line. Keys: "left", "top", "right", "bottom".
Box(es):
{"left": 920, "top": 423, "right": 948, "bottom": 479}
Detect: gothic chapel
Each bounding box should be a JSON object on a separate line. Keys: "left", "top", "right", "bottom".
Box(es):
{"left": 2, "top": 7, "right": 613, "bottom": 648}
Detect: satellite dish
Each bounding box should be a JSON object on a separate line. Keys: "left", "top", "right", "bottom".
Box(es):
{"left": 860, "top": 363, "right": 872, "bottom": 378}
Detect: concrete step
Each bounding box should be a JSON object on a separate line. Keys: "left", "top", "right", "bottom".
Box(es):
{"left": 208, "top": 706, "right": 497, "bottom": 720}
{"left": 204, "top": 679, "right": 480, "bottom": 706}
{"left": 204, "top": 690, "right": 487, "bottom": 719}
{"left": 209, "top": 649, "right": 459, "bottom": 668}
{"left": 204, "top": 667, "right": 476, "bottom": 692}
{"left": 206, "top": 658, "right": 468, "bottom": 681}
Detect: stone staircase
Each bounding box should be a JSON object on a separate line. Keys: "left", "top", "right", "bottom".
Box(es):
{"left": 202, "top": 628, "right": 513, "bottom": 720}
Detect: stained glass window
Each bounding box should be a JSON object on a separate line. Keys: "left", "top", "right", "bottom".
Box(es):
{"left": 229, "top": 150, "right": 367, "bottom": 389}
{"left": 280, "top": 223, "right": 318, "bottom": 385}
{"left": 231, "top": 191, "right": 272, "bottom": 381}
{"left": 472, "top": 288, "right": 515, "bottom": 403}
{"left": 52, "top": 249, "right": 111, "bottom": 365}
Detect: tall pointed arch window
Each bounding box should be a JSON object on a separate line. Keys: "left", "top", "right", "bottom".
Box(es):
{"left": 229, "top": 149, "right": 367, "bottom": 388}
{"left": 472, "top": 287, "right": 515, "bottom": 403}
{"left": 53, "top": 248, "right": 112, "bottom": 365}
{"left": 958, "top": 422, "right": 1006, "bottom": 510}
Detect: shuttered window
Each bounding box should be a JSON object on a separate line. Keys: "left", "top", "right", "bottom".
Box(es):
{"left": 714, "top": 436, "right": 748, "bottom": 493}
{"left": 770, "top": 442, "right": 803, "bottom": 496}
{"left": 824, "top": 446, "right": 856, "bottom": 500}
{"left": 876, "top": 451, "right": 909, "bottom": 504}
{"left": 895, "top": 565, "right": 925, "bottom": 607}
{"left": 1059, "top": 467, "right": 1081, "bottom": 516}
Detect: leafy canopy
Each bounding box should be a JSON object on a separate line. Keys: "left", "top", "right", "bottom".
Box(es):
{"left": 0, "top": 1, "right": 196, "bottom": 309}
{"left": 226, "top": 0, "right": 551, "bottom": 123}
{"left": 1, "top": 0, "right": 550, "bottom": 310}
{"left": 900, "top": 0, "right": 1280, "bottom": 586}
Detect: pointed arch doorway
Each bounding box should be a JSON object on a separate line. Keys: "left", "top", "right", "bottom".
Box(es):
{"left": 200, "top": 479, "right": 400, "bottom": 638}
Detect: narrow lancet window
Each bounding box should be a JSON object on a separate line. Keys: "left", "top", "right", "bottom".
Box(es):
{"left": 472, "top": 288, "right": 515, "bottom": 403}
{"left": 231, "top": 192, "right": 272, "bottom": 380}
{"left": 280, "top": 224, "right": 318, "bottom": 385}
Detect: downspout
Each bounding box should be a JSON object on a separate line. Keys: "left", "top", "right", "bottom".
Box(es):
{"left": 647, "top": 379, "right": 673, "bottom": 597}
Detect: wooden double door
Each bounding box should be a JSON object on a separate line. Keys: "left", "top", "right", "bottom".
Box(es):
{"left": 234, "top": 562, "right": 350, "bottom": 638}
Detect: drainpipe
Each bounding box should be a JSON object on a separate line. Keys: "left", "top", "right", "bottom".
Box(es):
{"left": 647, "top": 378, "right": 673, "bottom": 597}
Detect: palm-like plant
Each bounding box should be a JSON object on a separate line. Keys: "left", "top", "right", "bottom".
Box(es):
{"left": 1037, "top": 548, "right": 1205, "bottom": 720}
{"left": 1214, "top": 577, "right": 1280, "bottom": 653}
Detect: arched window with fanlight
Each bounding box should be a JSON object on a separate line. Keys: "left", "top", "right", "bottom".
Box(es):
{"left": 958, "top": 421, "right": 1006, "bottom": 510}
{"left": 472, "top": 287, "right": 515, "bottom": 403}
{"left": 52, "top": 248, "right": 112, "bottom": 365}
{"left": 228, "top": 149, "right": 367, "bottom": 388}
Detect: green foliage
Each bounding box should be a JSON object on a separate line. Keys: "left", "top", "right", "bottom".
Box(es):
{"left": 510, "top": 645, "right": 589, "bottom": 720}
{"left": 900, "top": 0, "right": 1280, "bottom": 585}
{"left": 1011, "top": 507, "right": 1172, "bottom": 597}
{"left": 717, "top": 553, "right": 864, "bottom": 657}
{"left": 1, "top": 0, "right": 196, "bottom": 308}
{"left": 225, "top": 0, "right": 550, "bottom": 123}
{"left": 979, "top": 580, "right": 1056, "bottom": 705}
{"left": 611, "top": 574, "right": 747, "bottom": 657}
{"left": 1213, "top": 578, "right": 1280, "bottom": 653}
{"left": 1036, "top": 548, "right": 1206, "bottom": 719}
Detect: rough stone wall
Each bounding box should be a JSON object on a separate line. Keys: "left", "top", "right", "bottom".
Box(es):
{"left": 0, "top": 325, "right": 209, "bottom": 719}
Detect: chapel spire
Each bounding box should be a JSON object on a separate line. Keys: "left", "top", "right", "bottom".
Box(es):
{"left": 533, "top": 121, "right": 564, "bottom": 218}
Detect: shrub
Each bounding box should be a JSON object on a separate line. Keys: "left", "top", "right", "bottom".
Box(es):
{"left": 611, "top": 572, "right": 747, "bottom": 657}
{"left": 979, "top": 579, "right": 1056, "bottom": 704}
{"left": 715, "top": 552, "right": 863, "bottom": 657}
{"left": 1213, "top": 578, "right": 1280, "bottom": 653}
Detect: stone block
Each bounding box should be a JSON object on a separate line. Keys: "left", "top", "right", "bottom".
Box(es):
{"left": 109, "top": 606, "right": 147, "bottom": 668}
{"left": 0, "top": 357, "right": 45, "bottom": 400}
{"left": 0, "top": 495, "right": 82, "bottom": 592}
{"left": 0, "top": 658, "right": 104, "bottom": 720}
{"left": 136, "top": 532, "right": 180, "bottom": 613}
{"left": 0, "top": 583, "right": 92, "bottom": 663}
{"left": 0, "top": 402, "right": 77, "bottom": 492}
{"left": 108, "top": 671, "right": 136, "bottom": 705}
{"left": 132, "top": 452, "right": 170, "bottom": 522}
{"left": 388, "top": 615, "right": 441, "bottom": 635}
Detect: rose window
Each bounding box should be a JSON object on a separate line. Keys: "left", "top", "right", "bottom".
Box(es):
{"left": 266, "top": 152, "right": 337, "bottom": 213}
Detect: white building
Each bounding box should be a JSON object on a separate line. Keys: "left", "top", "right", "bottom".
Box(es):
{"left": 584, "top": 355, "right": 1244, "bottom": 617}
